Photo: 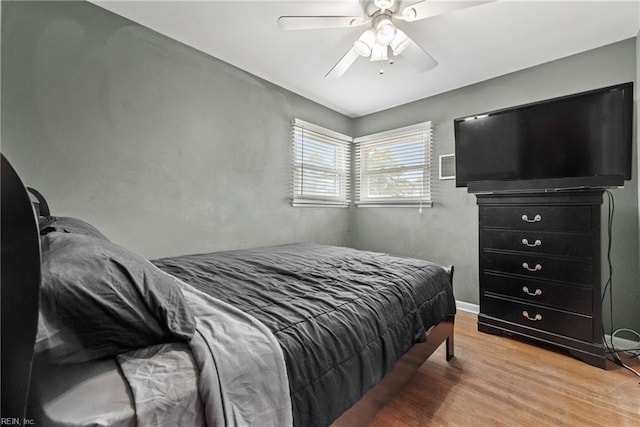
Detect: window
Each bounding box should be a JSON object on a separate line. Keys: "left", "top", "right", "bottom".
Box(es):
{"left": 354, "top": 121, "right": 433, "bottom": 207}
{"left": 291, "top": 118, "right": 351, "bottom": 207}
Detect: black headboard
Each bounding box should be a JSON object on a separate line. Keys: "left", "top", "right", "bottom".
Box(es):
{"left": 26, "top": 187, "right": 50, "bottom": 217}
{"left": 1, "top": 154, "right": 41, "bottom": 419}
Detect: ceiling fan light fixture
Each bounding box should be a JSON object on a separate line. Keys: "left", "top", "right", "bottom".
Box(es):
{"left": 354, "top": 29, "right": 376, "bottom": 56}
{"left": 375, "top": 18, "right": 396, "bottom": 45}
{"left": 390, "top": 29, "right": 411, "bottom": 55}
{"left": 370, "top": 43, "right": 388, "bottom": 61}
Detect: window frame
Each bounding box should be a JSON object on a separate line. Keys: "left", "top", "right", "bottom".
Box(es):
{"left": 354, "top": 121, "right": 433, "bottom": 208}
{"left": 291, "top": 118, "right": 352, "bottom": 207}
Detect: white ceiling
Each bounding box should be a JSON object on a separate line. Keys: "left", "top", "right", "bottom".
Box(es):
{"left": 90, "top": 0, "right": 639, "bottom": 118}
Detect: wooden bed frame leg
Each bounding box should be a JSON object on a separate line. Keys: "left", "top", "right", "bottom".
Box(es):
{"left": 446, "top": 323, "right": 455, "bottom": 361}
{"left": 445, "top": 265, "right": 455, "bottom": 361}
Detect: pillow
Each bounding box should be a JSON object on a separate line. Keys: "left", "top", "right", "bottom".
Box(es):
{"left": 36, "top": 232, "right": 196, "bottom": 363}
{"left": 39, "top": 216, "right": 110, "bottom": 241}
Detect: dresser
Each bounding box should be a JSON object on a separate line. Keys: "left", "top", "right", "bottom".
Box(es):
{"left": 476, "top": 190, "right": 606, "bottom": 368}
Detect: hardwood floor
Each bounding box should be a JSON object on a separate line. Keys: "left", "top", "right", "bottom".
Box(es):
{"left": 362, "top": 311, "right": 639, "bottom": 426}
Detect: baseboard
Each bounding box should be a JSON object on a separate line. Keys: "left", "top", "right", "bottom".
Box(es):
{"left": 456, "top": 300, "right": 479, "bottom": 314}
{"left": 604, "top": 334, "right": 640, "bottom": 353}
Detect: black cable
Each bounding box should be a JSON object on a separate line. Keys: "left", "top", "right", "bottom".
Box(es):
{"left": 601, "top": 190, "right": 616, "bottom": 360}
{"left": 601, "top": 190, "right": 640, "bottom": 379}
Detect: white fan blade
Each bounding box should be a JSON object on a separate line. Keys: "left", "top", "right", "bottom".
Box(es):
{"left": 278, "top": 16, "right": 368, "bottom": 31}
{"left": 401, "top": 41, "right": 438, "bottom": 72}
{"left": 325, "top": 47, "right": 360, "bottom": 79}
{"left": 399, "top": 1, "right": 495, "bottom": 22}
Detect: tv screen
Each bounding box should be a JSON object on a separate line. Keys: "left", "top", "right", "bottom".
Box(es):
{"left": 454, "top": 82, "right": 633, "bottom": 192}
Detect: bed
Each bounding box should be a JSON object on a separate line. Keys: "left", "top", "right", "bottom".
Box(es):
{"left": 1, "top": 153, "right": 456, "bottom": 426}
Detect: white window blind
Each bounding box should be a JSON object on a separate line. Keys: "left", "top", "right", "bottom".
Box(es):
{"left": 354, "top": 121, "right": 433, "bottom": 207}
{"left": 291, "top": 118, "right": 352, "bottom": 207}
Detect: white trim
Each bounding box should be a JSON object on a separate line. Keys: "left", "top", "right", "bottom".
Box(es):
{"left": 456, "top": 300, "right": 479, "bottom": 314}
{"left": 291, "top": 118, "right": 351, "bottom": 207}
{"left": 604, "top": 333, "right": 640, "bottom": 352}
{"left": 293, "top": 118, "right": 352, "bottom": 143}
{"left": 354, "top": 121, "right": 433, "bottom": 206}
{"left": 354, "top": 121, "right": 432, "bottom": 143}
{"left": 355, "top": 201, "right": 433, "bottom": 208}
{"left": 292, "top": 201, "right": 349, "bottom": 208}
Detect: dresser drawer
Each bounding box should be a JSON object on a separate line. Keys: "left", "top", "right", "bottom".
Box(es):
{"left": 480, "top": 206, "right": 591, "bottom": 232}
{"left": 482, "top": 295, "right": 593, "bottom": 342}
{"left": 482, "top": 252, "right": 593, "bottom": 285}
{"left": 482, "top": 273, "right": 592, "bottom": 314}
{"left": 482, "top": 229, "right": 593, "bottom": 259}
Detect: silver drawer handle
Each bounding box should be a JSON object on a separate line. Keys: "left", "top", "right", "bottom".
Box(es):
{"left": 521, "top": 238, "right": 542, "bottom": 247}
{"left": 522, "top": 311, "right": 543, "bottom": 321}
{"left": 522, "top": 214, "right": 542, "bottom": 223}
{"left": 522, "top": 286, "right": 542, "bottom": 296}
{"left": 522, "top": 262, "right": 542, "bottom": 272}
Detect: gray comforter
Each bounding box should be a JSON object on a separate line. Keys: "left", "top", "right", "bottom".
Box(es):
{"left": 153, "top": 243, "right": 456, "bottom": 427}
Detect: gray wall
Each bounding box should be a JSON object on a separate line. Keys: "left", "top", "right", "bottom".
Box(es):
{"left": 1, "top": 1, "right": 353, "bottom": 259}
{"left": 2, "top": 2, "right": 638, "bottom": 332}
{"left": 352, "top": 38, "right": 639, "bottom": 332}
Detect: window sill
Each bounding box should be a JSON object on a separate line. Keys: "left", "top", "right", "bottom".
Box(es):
{"left": 292, "top": 200, "right": 350, "bottom": 208}
{"left": 355, "top": 200, "right": 433, "bottom": 208}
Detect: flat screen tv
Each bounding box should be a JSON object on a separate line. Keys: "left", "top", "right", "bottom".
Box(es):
{"left": 454, "top": 82, "right": 633, "bottom": 193}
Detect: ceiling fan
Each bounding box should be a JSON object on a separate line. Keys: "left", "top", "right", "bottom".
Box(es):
{"left": 278, "top": 0, "right": 492, "bottom": 78}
